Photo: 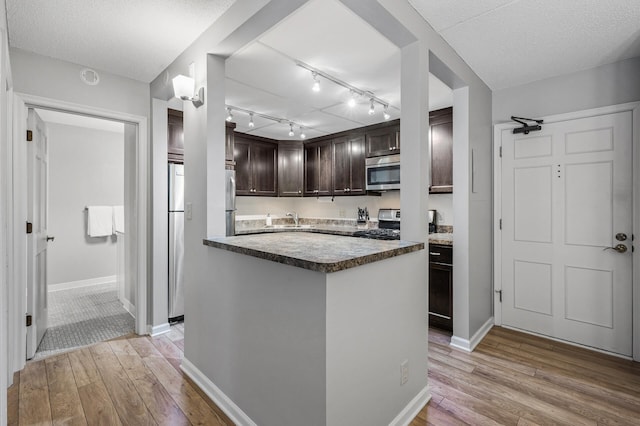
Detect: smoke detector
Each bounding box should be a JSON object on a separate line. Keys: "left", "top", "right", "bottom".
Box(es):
{"left": 80, "top": 68, "right": 100, "bottom": 86}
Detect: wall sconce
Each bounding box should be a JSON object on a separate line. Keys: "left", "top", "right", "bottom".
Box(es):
{"left": 172, "top": 74, "right": 204, "bottom": 108}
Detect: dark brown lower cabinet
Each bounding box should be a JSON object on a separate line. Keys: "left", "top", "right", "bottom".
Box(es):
{"left": 429, "top": 244, "right": 452, "bottom": 331}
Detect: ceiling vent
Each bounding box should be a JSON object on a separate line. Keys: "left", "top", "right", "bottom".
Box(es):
{"left": 80, "top": 68, "right": 100, "bottom": 86}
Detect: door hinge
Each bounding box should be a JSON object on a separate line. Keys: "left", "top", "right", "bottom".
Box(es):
{"left": 26, "top": 314, "right": 32, "bottom": 327}
{"left": 499, "top": 146, "right": 502, "bottom": 157}
{"left": 26, "top": 130, "right": 33, "bottom": 142}
{"left": 499, "top": 219, "right": 502, "bottom": 230}
{"left": 495, "top": 289, "right": 502, "bottom": 303}
{"left": 26, "top": 221, "right": 33, "bottom": 234}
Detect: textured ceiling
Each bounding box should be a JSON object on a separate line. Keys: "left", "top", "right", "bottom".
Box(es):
{"left": 225, "top": 0, "right": 452, "bottom": 140}
{"left": 409, "top": 0, "right": 640, "bottom": 90}
{"left": 6, "top": 0, "right": 236, "bottom": 82}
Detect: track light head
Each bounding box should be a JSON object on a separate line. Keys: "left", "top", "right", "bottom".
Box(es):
{"left": 368, "top": 98, "right": 375, "bottom": 116}
{"left": 312, "top": 72, "right": 320, "bottom": 92}
{"left": 248, "top": 113, "right": 255, "bottom": 128}
{"left": 226, "top": 108, "right": 233, "bottom": 122}
{"left": 288, "top": 122, "right": 295, "bottom": 137}
{"left": 300, "top": 126, "right": 306, "bottom": 139}
{"left": 347, "top": 90, "right": 356, "bottom": 108}
{"left": 383, "top": 105, "right": 391, "bottom": 120}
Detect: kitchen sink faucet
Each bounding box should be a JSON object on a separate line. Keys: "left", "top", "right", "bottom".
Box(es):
{"left": 286, "top": 211, "right": 299, "bottom": 226}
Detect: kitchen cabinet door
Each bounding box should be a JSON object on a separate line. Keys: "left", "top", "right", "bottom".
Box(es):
{"left": 365, "top": 122, "right": 400, "bottom": 157}
{"left": 225, "top": 121, "right": 236, "bottom": 164}
{"left": 333, "top": 135, "right": 365, "bottom": 196}
{"left": 234, "top": 139, "right": 251, "bottom": 195}
{"left": 278, "top": 142, "right": 303, "bottom": 197}
{"left": 252, "top": 142, "right": 278, "bottom": 196}
{"left": 168, "top": 109, "right": 184, "bottom": 163}
{"left": 429, "top": 107, "right": 453, "bottom": 193}
{"left": 304, "top": 140, "right": 332, "bottom": 196}
{"left": 428, "top": 244, "right": 453, "bottom": 331}
{"left": 234, "top": 136, "right": 278, "bottom": 196}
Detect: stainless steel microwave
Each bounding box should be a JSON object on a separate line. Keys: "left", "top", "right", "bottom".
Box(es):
{"left": 366, "top": 154, "right": 400, "bottom": 191}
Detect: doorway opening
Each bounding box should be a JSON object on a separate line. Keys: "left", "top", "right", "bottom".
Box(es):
{"left": 30, "top": 108, "right": 135, "bottom": 360}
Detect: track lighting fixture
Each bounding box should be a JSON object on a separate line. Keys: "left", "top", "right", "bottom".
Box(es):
{"left": 312, "top": 72, "right": 320, "bottom": 92}
{"left": 296, "top": 61, "right": 396, "bottom": 120}
{"left": 383, "top": 105, "right": 391, "bottom": 120}
{"left": 347, "top": 90, "right": 356, "bottom": 108}
{"left": 225, "top": 105, "right": 312, "bottom": 138}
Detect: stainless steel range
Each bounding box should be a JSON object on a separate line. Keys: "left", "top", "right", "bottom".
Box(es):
{"left": 353, "top": 208, "right": 400, "bottom": 240}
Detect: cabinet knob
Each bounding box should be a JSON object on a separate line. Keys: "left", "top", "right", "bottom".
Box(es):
{"left": 298, "top": 190, "right": 302, "bottom": 194}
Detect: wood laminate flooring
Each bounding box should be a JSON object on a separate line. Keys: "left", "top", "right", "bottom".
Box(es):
{"left": 8, "top": 325, "right": 640, "bottom": 425}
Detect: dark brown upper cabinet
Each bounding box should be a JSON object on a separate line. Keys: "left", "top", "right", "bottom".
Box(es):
{"left": 225, "top": 121, "right": 236, "bottom": 165}
{"left": 278, "top": 141, "right": 303, "bottom": 197}
{"left": 429, "top": 107, "right": 453, "bottom": 193}
{"left": 168, "top": 109, "right": 184, "bottom": 163}
{"left": 365, "top": 119, "right": 400, "bottom": 157}
{"left": 304, "top": 140, "right": 333, "bottom": 197}
{"left": 332, "top": 135, "right": 365, "bottom": 196}
{"left": 233, "top": 134, "right": 278, "bottom": 196}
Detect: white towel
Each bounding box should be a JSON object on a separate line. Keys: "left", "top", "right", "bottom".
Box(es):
{"left": 87, "top": 206, "right": 113, "bottom": 237}
{"left": 113, "top": 205, "right": 125, "bottom": 234}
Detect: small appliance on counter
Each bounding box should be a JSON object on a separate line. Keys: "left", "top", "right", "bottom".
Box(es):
{"left": 353, "top": 208, "right": 400, "bottom": 240}
{"left": 428, "top": 209, "right": 437, "bottom": 234}
{"left": 357, "top": 207, "right": 369, "bottom": 224}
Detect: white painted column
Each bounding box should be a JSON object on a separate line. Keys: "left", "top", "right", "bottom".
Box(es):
{"left": 206, "top": 54, "right": 226, "bottom": 238}
{"left": 400, "top": 41, "right": 429, "bottom": 243}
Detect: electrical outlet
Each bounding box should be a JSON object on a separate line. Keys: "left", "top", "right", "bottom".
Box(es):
{"left": 185, "top": 202, "right": 193, "bottom": 220}
{"left": 400, "top": 360, "right": 408, "bottom": 385}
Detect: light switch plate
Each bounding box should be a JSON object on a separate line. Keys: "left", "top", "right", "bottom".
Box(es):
{"left": 185, "top": 202, "right": 193, "bottom": 220}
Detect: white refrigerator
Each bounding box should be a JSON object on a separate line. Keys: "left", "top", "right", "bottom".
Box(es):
{"left": 168, "top": 163, "right": 185, "bottom": 321}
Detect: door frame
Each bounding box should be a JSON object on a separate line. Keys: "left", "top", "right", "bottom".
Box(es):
{"left": 493, "top": 102, "right": 640, "bottom": 360}
{"left": 9, "top": 92, "right": 148, "bottom": 371}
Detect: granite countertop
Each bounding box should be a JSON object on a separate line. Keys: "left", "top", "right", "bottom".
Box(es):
{"left": 429, "top": 232, "right": 453, "bottom": 246}
{"left": 204, "top": 232, "right": 424, "bottom": 273}
{"left": 235, "top": 224, "right": 361, "bottom": 237}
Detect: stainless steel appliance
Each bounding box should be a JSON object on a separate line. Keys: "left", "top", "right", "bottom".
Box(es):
{"left": 353, "top": 208, "right": 400, "bottom": 240}
{"left": 169, "top": 163, "right": 185, "bottom": 322}
{"left": 428, "top": 209, "right": 437, "bottom": 234}
{"left": 365, "top": 154, "right": 400, "bottom": 191}
{"left": 225, "top": 168, "right": 236, "bottom": 236}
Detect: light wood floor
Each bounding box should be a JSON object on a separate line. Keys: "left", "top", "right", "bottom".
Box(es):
{"left": 8, "top": 326, "right": 640, "bottom": 425}
{"left": 412, "top": 327, "right": 640, "bottom": 425}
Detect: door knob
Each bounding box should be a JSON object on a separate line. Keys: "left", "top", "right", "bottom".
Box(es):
{"left": 603, "top": 244, "right": 627, "bottom": 253}
{"left": 46, "top": 236, "right": 55, "bottom": 242}
{"left": 615, "top": 233, "right": 627, "bottom": 241}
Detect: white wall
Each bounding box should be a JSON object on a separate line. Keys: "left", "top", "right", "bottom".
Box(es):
{"left": 0, "top": 0, "right": 10, "bottom": 417}
{"left": 493, "top": 57, "right": 640, "bottom": 123}
{"left": 237, "top": 192, "right": 400, "bottom": 219}
{"left": 47, "top": 123, "right": 124, "bottom": 286}
{"left": 429, "top": 193, "right": 452, "bottom": 226}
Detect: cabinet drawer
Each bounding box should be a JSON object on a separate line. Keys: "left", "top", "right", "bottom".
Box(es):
{"left": 429, "top": 244, "right": 452, "bottom": 265}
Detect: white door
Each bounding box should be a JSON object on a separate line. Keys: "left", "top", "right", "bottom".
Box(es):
{"left": 26, "top": 108, "right": 50, "bottom": 359}
{"left": 500, "top": 111, "right": 633, "bottom": 356}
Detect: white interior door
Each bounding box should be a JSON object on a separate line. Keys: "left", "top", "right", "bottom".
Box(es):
{"left": 26, "top": 108, "right": 49, "bottom": 359}
{"left": 500, "top": 111, "right": 633, "bottom": 356}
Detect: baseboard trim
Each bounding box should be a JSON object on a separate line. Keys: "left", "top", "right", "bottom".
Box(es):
{"left": 389, "top": 386, "right": 431, "bottom": 426}
{"left": 121, "top": 298, "right": 136, "bottom": 319}
{"left": 450, "top": 317, "right": 494, "bottom": 352}
{"left": 181, "top": 358, "right": 257, "bottom": 426}
{"left": 148, "top": 323, "right": 170, "bottom": 336}
{"left": 48, "top": 275, "right": 116, "bottom": 292}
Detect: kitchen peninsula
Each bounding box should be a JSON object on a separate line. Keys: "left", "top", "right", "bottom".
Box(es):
{"left": 184, "top": 231, "right": 429, "bottom": 426}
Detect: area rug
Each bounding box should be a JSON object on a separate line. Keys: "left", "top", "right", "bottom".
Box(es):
{"left": 33, "top": 283, "right": 134, "bottom": 360}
